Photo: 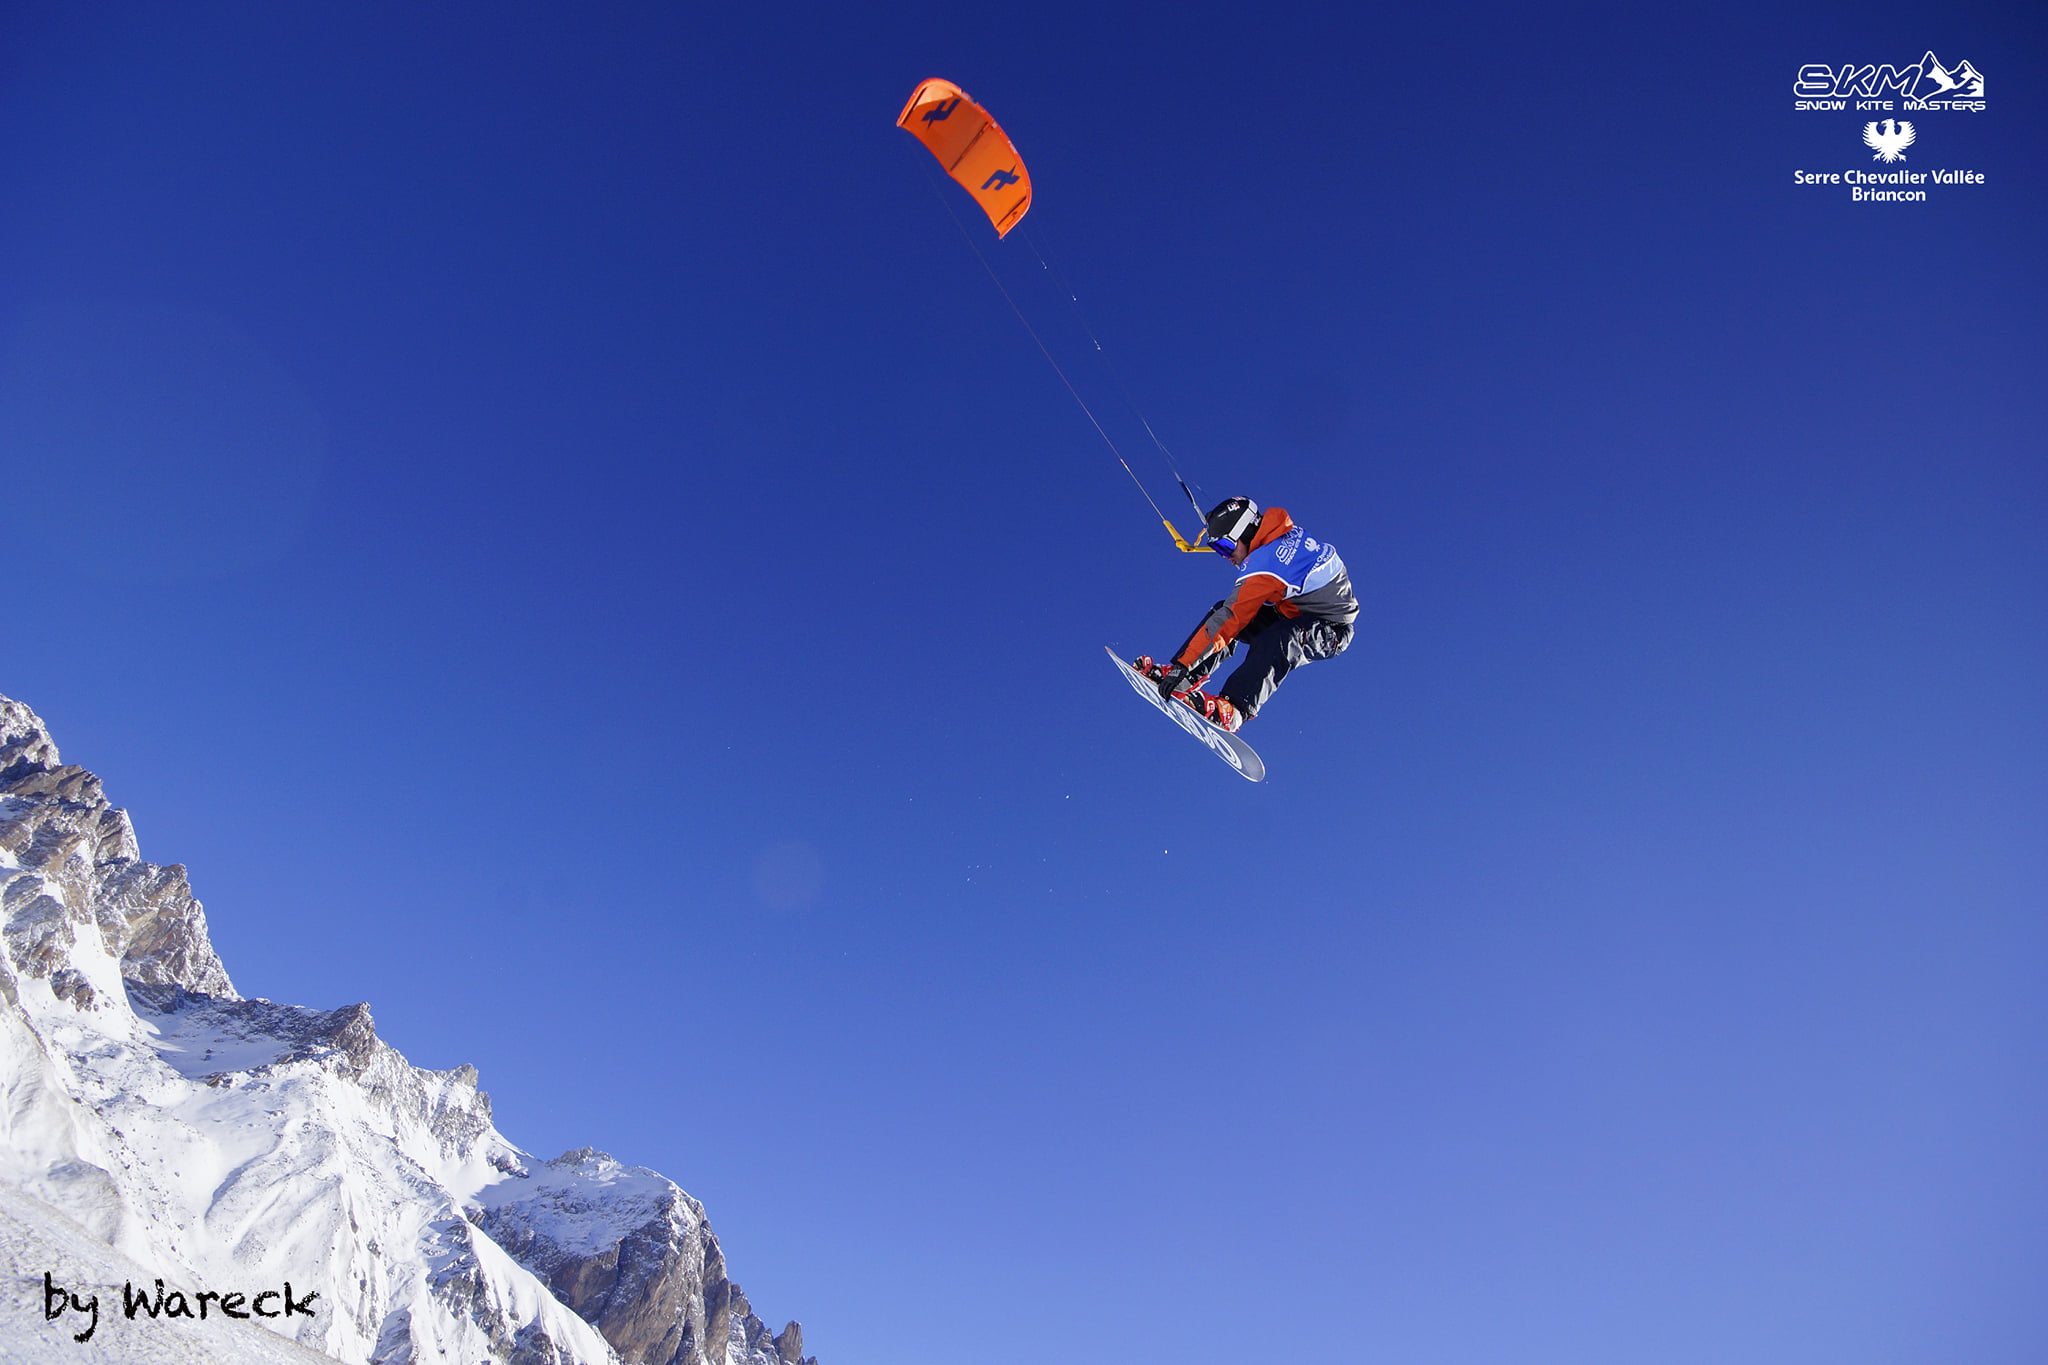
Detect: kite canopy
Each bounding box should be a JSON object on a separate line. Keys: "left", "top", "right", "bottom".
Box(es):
{"left": 896, "top": 78, "right": 1032, "bottom": 237}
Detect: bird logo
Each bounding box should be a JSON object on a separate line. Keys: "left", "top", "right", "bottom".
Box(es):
{"left": 1863, "top": 119, "right": 1916, "bottom": 163}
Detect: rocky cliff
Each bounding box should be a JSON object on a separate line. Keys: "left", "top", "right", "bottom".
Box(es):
{"left": 0, "top": 694, "right": 816, "bottom": 1365}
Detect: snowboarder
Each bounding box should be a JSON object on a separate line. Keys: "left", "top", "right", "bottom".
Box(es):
{"left": 1134, "top": 497, "right": 1357, "bottom": 732}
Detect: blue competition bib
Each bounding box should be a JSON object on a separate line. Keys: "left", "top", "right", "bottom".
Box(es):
{"left": 1237, "top": 527, "right": 1344, "bottom": 599}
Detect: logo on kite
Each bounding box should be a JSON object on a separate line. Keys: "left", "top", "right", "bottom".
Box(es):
{"left": 896, "top": 78, "right": 1033, "bottom": 238}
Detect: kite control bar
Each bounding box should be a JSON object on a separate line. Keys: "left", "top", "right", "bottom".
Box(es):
{"left": 1164, "top": 478, "right": 1212, "bottom": 553}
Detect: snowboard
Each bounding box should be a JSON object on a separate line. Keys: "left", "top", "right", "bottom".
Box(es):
{"left": 1106, "top": 646, "right": 1266, "bottom": 782}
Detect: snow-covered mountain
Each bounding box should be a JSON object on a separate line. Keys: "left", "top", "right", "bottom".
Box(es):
{"left": 0, "top": 694, "right": 815, "bottom": 1365}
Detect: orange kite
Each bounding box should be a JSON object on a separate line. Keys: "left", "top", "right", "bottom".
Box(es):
{"left": 896, "top": 79, "right": 1032, "bottom": 237}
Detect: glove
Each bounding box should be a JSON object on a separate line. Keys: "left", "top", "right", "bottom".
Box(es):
{"left": 1155, "top": 661, "right": 1189, "bottom": 701}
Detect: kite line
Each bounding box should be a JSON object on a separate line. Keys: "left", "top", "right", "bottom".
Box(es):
{"left": 916, "top": 163, "right": 1209, "bottom": 554}
{"left": 1018, "top": 224, "right": 1206, "bottom": 527}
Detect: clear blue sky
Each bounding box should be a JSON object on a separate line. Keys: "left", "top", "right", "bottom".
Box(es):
{"left": 3, "top": 3, "right": 2044, "bottom": 1362}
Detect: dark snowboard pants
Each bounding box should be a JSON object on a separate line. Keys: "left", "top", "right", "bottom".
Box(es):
{"left": 1184, "top": 605, "right": 1353, "bottom": 719}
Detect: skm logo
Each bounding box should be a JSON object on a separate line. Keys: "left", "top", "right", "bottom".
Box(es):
{"left": 1795, "top": 63, "right": 1919, "bottom": 98}
{"left": 1792, "top": 52, "right": 1984, "bottom": 103}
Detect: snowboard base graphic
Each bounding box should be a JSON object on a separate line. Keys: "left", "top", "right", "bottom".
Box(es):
{"left": 1106, "top": 646, "right": 1266, "bottom": 782}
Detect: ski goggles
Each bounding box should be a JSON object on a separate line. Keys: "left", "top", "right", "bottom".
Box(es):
{"left": 1209, "top": 536, "right": 1239, "bottom": 558}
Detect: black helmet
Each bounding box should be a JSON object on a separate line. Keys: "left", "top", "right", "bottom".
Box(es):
{"left": 1204, "top": 496, "right": 1260, "bottom": 548}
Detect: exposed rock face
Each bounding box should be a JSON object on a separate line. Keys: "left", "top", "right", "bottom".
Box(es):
{"left": 0, "top": 694, "right": 816, "bottom": 1365}
{"left": 0, "top": 697, "right": 234, "bottom": 999}
{"left": 474, "top": 1148, "right": 816, "bottom": 1365}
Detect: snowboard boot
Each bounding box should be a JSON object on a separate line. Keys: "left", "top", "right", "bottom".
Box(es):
{"left": 1179, "top": 689, "right": 1243, "bottom": 733}
{"left": 1131, "top": 655, "right": 1162, "bottom": 680}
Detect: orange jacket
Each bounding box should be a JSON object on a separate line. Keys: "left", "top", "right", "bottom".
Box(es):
{"left": 1173, "top": 508, "right": 1303, "bottom": 669}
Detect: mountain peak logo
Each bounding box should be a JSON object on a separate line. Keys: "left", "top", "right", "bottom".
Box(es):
{"left": 1914, "top": 52, "right": 1984, "bottom": 99}
{"left": 1864, "top": 119, "right": 1916, "bottom": 162}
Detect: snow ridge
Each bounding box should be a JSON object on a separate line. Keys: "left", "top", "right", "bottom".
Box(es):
{"left": 0, "top": 695, "right": 815, "bottom": 1365}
